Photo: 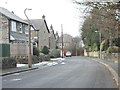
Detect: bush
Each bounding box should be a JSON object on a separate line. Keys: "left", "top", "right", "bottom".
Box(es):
{"left": 92, "top": 43, "right": 98, "bottom": 51}
{"left": 50, "top": 55, "right": 55, "bottom": 58}
{"left": 41, "top": 46, "right": 49, "bottom": 55}
{"left": 100, "top": 40, "right": 109, "bottom": 51}
{"left": 39, "top": 53, "right": 45, "bottom": 56}
{"left": 49, "top": 49, "right": 60, "bottom": 58}
{"left": 1, "top": 57, "right": 17, "bottom": 69}
{"left": 32, "top": 55, "right": 39, "bottom": 64}
{"left": 17, "top": 55, "right": 50, "bottom": 64}
{"left": 56, "top": 46, "right": 59, "bottom": 49}
{"left": 17, "top": 57, "right": 28, "bottom": 64}
{"left": 33, "top": 46, "right": 40, "bottom": 56}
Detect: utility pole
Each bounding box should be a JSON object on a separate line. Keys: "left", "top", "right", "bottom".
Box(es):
{"left": 24, "top": 8, "right": 32, "bottom": 68}
{"left": 61, "top": 24, "right": 64, "bottom": 58}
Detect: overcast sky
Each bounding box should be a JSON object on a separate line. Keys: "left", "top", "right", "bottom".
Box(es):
{"left": 1, "top": 0, "right": 86, "bottom": 37}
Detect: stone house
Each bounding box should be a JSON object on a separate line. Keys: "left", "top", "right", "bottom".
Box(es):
{"left": 30, "top": 15, "right": 50, "bottom": 51}
{"left": 49, "top": 24, "right": 57, "bottom": 50}
{"left": 0, "top": 7, "right": 33, "bottom": 57}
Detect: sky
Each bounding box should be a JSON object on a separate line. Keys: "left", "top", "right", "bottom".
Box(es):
{"left": 0, "top": 0, "right": 86, "bottom": 37}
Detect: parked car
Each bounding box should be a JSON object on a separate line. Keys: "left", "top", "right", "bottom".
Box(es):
{"left": 66, "top": 51, "right": 72, "bottom": 57}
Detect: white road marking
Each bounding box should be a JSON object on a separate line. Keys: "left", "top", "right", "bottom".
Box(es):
{"left": 11, "top": 78, "right": 22, "bottom": 81}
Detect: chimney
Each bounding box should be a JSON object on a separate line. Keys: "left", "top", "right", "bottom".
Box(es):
{"left": 50, "top": 24, "right": 53, "bottom": 30}
{"left": 11, "top": 11, "right": 14, "bottom": 14}
{"left": 42, "top": 15, "right": 45, "bottom": 20}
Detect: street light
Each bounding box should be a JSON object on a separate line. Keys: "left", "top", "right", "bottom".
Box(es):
{"left": 95, "top": 31, "right": 102, "bottom": 59}
{"left": 75, "top": 42, "right": 77, "bottom": 56}
{"left": 24, "top": 8, "right": 32, "bottom": 68}
{"left": 61, "top": 24, "right": 64, "bottom": 58}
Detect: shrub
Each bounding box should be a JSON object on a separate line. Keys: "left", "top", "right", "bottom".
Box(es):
{"left": 32, "top": 55, "right": 40, "bottom": 64}
{"left": 50, "top": 55, "right": 55, "bottom": 58}
{"left": 39, "top": 53, "right": 45, "bottom": 56}
{"left": 49, "top": 49, "right": 60, "bottom": 58}
{"left": 17, "top": 57, "right": 28, "bottom": 64}
{"left": 41, "top": 46, "right": 49, "bottom": 55}
{"left": 1, "top": 57, "right": 17, "bottom": 69}
{"left": 33, "top": 46, "right": 40, "bottom": 56}
{"left": 100, "top": 40, "right": 109, "bottom": 51}
{"left": 92, "top": 43, "right": 98, "bottom": 51}
{"left": 43, "top": 55, "right": 50, "bottom": 61}
{"left": 56, "top": 46, "right": 59, "bottom": 49}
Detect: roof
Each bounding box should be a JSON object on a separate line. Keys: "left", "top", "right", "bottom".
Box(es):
{"left": 0, "top": 7, "right": 28, "bottom": 24}
{"left": 10, "top": 32, "right": 28, "bottom": 41}
{"left": 50, "top": 25, "right": 56, "bottom": 39}
{"left": 30, "top": 19, "right": 50, "bottom": 33}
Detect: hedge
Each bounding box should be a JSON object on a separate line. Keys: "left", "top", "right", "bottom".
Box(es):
{"left": 0, "top": 57, "right": 17, "bottom": 69}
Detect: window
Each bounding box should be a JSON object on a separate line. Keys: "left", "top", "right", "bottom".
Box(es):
{"left": 11, "top": 21, "right": 16, "bottom": 32}
{"left": 22, "top": 24, "right": 25, "bottom": 33}
{"left": 25, "top": 25, "right": 28, "bottom": 34}
{"left": 19, "top": 23, "right": 22, "bottom": 33}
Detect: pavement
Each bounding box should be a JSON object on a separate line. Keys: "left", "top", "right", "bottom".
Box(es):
{"left": 0, "top": 58, "right": 64, "bottom": 76}
{"left": 88, "top": 57, "right": 119, "bottom": 88}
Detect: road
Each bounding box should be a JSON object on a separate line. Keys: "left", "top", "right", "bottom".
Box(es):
{"left": 2, "top": 56, "right": 117, "bottom": 88}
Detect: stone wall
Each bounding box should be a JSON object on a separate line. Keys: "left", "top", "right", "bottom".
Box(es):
{"left": 50, "top": 34, "right": 56, "bottom": 50}
{"left": 10, "top": 42, "right": 33, "bottom": 57}
{"left": 84, "top": 50, "right": 99, "bottom": 57}
{"left": 84, "top": 50, "right": 119, "bottom": 63}
{"left": 101, "top": 52, "right": 119, "bottom": 63}
{"left": 39, "top": 27, "right": 49, "bottom": 51}
{"left": 0, "top": 14, "right": 9, "bottom": 44}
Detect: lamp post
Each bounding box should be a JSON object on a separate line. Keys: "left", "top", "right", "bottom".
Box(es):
{"left": 75, "top": 42, "right": 77, "bottom": 56}
{"left": 24, "top": 8, "right": 32, "bottom": 68}
{"left": 61, "top": 24, "right": 64, "bottom": 58}
{"left": 95, "top": 31, "right": 102, "bottom": 59}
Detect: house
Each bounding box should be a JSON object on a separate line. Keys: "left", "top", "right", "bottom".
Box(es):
{"left": 49, "top": 24, "right": 57, "bottom": 50}
{"left": 30, "top": 15, "right": 51, "bottom": 51}
{"left": 0, "top": 7, "right": 33, "bottom": 57}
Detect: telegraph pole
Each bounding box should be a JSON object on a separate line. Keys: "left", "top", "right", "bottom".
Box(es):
{"left": 61, "top": 24, "right": 64, "bottom": 58}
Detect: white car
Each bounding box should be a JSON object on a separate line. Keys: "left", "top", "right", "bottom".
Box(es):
{"left": 66, "top": 51, "right": 72, "bottom": 57}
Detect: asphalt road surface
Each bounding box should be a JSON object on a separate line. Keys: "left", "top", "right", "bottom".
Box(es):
{"left": 2, "top": 56, "right": 117, "bottom": 88}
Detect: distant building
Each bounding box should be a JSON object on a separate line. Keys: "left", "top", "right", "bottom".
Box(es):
{"left": 0, "top": 7, "right": 33, "bottom": 57}
{"left": 58, "top": 34, "right": 73, "bottom": 54}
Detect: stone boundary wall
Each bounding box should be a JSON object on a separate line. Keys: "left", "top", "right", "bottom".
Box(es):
{"left": 10, "top": 42, "right": 33, "bottom": 57}
{"left": 84, "top": 50, "right": 119, "bottom": 63}
{"left": 102, "top": 53, "right": 119, "bottom": 63}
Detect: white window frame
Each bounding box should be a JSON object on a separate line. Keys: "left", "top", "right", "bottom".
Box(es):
{"left": 11, "top": 21, "right": 16, "bottom": 32}
{"left": 25, "top": 25, "right": 28, "bottom": 34}
{"left": 19, "top": 23, "right": 22, "bottom": 33}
